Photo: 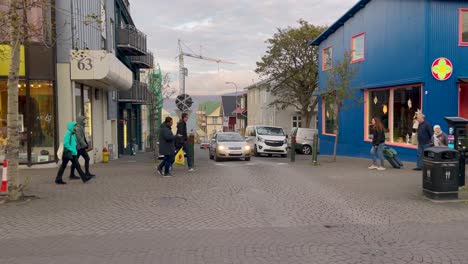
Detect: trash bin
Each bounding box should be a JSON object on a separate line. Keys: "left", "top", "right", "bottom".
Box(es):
{"left": 423, "top": 147, "right": 459, "bottom": 200}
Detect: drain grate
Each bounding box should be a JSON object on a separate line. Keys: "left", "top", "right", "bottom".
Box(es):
{"left": 157, "top": 196, "right": 187, "bottom": 207}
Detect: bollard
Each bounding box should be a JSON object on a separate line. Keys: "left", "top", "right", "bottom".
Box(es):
{"left": 1, "top": 160, "right": 7, "bottom": 193}
{"left": 188, "top": 135, "right": 195, "bottom": 168}
{"left": 102, "top": 147, "right": 109, "bottom": 163}
{"left": 290, "top": 136, "right": 296, "bottom": 162}
{"left": 311, "top": 133, "right": 319, "bottom": 166}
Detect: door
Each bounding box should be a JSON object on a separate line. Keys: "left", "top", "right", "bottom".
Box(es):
{"left": 460, "top": 83, "right": 468, "bottom": 119}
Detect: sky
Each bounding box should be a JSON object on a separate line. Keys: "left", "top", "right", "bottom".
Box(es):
{"left": 131, "top": 0, "right": 358, "bottom": 96}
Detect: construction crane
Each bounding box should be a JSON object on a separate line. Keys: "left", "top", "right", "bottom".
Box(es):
{"left": 178, "top": 39, "right": 235, "bottom": 95}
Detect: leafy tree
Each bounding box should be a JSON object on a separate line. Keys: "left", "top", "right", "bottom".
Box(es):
{"left": 321, "top": 51, "right": 359, "bottom": 161}
{"left": 255, "top": 20, "right": 326, "bottom": 128}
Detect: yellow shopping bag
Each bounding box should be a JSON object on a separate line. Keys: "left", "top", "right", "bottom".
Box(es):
{"left": 174, "top": 148, "right": 185, "bottom": 166}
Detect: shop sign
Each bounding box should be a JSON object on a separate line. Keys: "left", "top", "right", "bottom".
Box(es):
{"left": 431, "top": 57, "right": 453, "bottom": 81}
{"left": 0, "top": 45, "right": 25, "bottom": 76}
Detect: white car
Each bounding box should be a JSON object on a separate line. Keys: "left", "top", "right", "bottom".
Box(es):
{"left": 245, "top": 126, "right": 288, "bottom": 157}
{"left": 209, "top": 132, "right": 251, "bottom": 162}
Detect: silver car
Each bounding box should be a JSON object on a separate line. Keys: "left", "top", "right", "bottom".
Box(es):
{"left": 209, "top": 132, "right": 251, "bottom": 162}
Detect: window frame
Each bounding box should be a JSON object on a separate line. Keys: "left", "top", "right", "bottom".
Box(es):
{"left": 321, "top": 97, "right": 338, "bottom": 136}
{"left": 363, "top": 83, "right": 423, "bottom": 149}
{"left": 292, "top": 115, "right": 302, "bottom": 128}
{"left": 351, "top": 32, "right": 365, "bottom": 63}
{"left": 322, "top": 46, "right": 333, "bottom": 71}
{"left": 459, "top": 8, "right": 468, "bottom": 46}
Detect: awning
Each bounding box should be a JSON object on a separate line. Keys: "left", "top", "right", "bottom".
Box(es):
{"left": 231, "top": 107, "right": 246, "bottom": 114}
{"left": 70, "top": 50, "right": 133, "bottom": 91}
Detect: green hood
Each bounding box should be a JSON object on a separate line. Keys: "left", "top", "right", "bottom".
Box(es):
{"left": 76, "top": 116, "right": 86, "bottom": 126}
{"left": 67, "top": 122, "right": 76, "bottom": 132}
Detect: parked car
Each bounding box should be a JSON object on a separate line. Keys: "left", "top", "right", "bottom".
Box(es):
{"left": 245, "top": 125, "right": 287, "bottom": 157}
{"left": 200, "top": 140, "right": 210, "bottom": 149}
{"left": 289, "top": 127, "right": 318, "bottom": 155}
{"left": 209, "top": 132, "right": 251, "bottom": 162}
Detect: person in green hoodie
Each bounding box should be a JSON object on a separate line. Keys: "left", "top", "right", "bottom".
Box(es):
{"left": 69, "top": 116, "right": 95, "bottom": 180}
{"left": 55, "top": 122, "right": 92, "bottom": 184}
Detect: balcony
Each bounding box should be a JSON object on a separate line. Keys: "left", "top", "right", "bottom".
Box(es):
{"left": 119, "top": 81, "right": 153, "bottom": 104}
{"left": 117, "top": 25, "right": 147, "bottom": 56}
{"left": 130, "top": 51, "right": 154, "bottom": 69}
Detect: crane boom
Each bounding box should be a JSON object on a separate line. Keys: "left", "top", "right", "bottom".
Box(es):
{"left": 178, "top": 39, "right": 235, "bottom": 95}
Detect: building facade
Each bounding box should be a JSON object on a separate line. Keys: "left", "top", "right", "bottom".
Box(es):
{"left": 311, "top": 0, "right": 468, "bottom": 161}
{"left": 196, "top": 102, "right": 223, "bottom": 140}
{"left": 246, "top": 81, "right": 316, "bottom": 136}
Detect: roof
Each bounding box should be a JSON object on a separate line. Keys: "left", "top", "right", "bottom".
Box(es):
{"left": 198, "top": 101, "right": 221, "bottom": 116}
{"left": 221, "top": 96, "right": 237, "bottom": 116}
{"left": 309, "top": 0, "right": 371, "bottom": 46}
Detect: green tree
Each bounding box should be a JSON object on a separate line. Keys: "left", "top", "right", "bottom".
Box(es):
{"left": 255, "top": 20, "right": 326, "bottom": 128}
{"left": 321, "top": 51, "right": 359, "bottom": 161}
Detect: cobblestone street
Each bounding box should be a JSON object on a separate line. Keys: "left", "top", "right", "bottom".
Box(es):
{"left": 1, "top": 149, "right": 468, "bottom": 264}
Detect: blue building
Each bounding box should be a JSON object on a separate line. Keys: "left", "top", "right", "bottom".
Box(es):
{"left": 311, "top": 0, "right": 468, "bottom": 161}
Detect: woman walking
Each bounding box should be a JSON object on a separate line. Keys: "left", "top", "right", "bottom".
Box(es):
{"left": 55, "top": 122, "right": 92, "bottom": 184}
{"left": 432, "top": 125, "right": 448, "bottom": 147}
{"left": 368, "top": 117, "right": 386, "bottom": 171}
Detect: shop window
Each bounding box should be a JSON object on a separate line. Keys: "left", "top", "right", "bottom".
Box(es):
{"left": 367, "top": 90, "right": 390, "bottom": 141}
{"left": 30, "top": 81, "right": 55, "bottom": 162}
{"left": 365, "top": 84, "right": 422, "bottom": 146}
{"left": 460, "top": 8, "right": 468, "bottom": 45}
{"left": 322, "top": 46, "right": 332, "bottom": 71}
{"left": 323, "top": 99, "right": 337, "bottom": 135}
{"left": 292, "top": 115, "right": 302, "bottom": 128}
{"left": 75, "top": 84, "right": 93, "bottom": 149}
{"left": 351, "top": 33, "right": 365, "bottom": 63}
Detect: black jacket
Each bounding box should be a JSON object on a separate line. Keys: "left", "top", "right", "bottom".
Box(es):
{"left": 159, "top": 123, "right": 175, "bottom": 155}
{"left": 176, "top": 120, "right": 187, "bottom": 148}
{"left": 417, "top": 121, "right": 434, "bottom": 146}
{"left": 371, "top": 128, "right": 385, "bottom": 146}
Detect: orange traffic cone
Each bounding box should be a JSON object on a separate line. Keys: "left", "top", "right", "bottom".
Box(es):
{"left": 1, "top": 160, "right": 7, "bottom": 193}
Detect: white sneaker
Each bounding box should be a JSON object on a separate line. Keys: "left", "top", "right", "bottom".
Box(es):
{"left": 188, "top": 168, "right": 196, "bottom": 172}
{"left": 368, "top": 165, "right": 378, "bottom": 170}
{"left": 377, "top": 167, "right": 386, "bottom": 171}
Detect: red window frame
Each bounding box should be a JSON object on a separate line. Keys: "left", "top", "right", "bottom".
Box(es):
{"left": 351, "top": 32, "right": 365, "bottom": 63}
{"left": 459, "top": 8, "right": 468, "bottom": 46}
{"left": 322, "top": 46, "right": 332, "bottom": 71}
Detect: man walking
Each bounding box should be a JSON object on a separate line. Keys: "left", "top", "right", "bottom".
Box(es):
{"left": 158, "top": 117, "right": 176, "bottom": 177}
{"left": 176, "top": 113, "right": 195, "bottom": 171}
{"left": 414, "top": 113, "right": 433, "bottom": 171}
{"left": 70, "top": 116, "right": 95, "bottom": 180}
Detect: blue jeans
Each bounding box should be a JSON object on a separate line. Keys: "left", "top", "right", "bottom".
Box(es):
{"left": 417, "top": 144, "right": 430, "bottom": 169}
{"left": 159, "top": 154, "right": 175, "bottom": 175}
{"left": 371, "top": 144, "right": 385, "bottom": 167}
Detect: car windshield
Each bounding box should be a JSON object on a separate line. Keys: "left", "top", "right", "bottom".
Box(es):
{"left": 217, "top": 133, "right": 244, "bottom": 142}
{"left": 257, "top": 127, "right": 284, "bottom": 136}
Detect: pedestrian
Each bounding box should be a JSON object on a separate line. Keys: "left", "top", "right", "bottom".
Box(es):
{"left": 55, "top": 122, "right": 92, "bottom": 184}
{"left": 414, "top": 113, "right": 433, "bottom": 171}
{"left": 176, "top": 112, "right": 195, "bottom": 171}
{"left": 157, "top": 117, "right": 176, "bottom": 177}
{"left": 368, "top": 117, "right": 386, "bottom": 171}
{"left": 69, "top": 116, "right": 95, "bottom": 180}
{"left": 432, "top": 125, "right": 448, "bottom": 147}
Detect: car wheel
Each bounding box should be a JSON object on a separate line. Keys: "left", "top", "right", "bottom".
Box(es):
{"left": 254, "top": 145, "right": 260, "bottom": 157}
{"left": 245, "top": 157, "right": 251, "bottom": 161}
{"left": 214, "top": 152, "right": 221, "bottom": 162}
{"left": 302, "top": 145, "right": 312, "bottom": 155}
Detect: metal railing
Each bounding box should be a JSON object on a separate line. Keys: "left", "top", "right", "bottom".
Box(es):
{"left": 118, "top": 81, "right": 152, "bottom": 104}
{"left": 117, "top": 25, "right": 147, "bottom": 55}
{"left": 130, "top": 51, "right": 154, "bottom": 69}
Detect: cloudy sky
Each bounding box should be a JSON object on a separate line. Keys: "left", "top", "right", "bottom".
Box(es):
{"left": 131, "top": 0, "right": 358, "bottom": 96}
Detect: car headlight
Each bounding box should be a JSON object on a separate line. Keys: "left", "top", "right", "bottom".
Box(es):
{"left": 218, "top": 145, "right": 226, "bottom": 151}
{"left": 284, "top": 139, "right": 287, "bottom": 144}
{"left": 244, "top": 145, "right": 251, "bottom": 151}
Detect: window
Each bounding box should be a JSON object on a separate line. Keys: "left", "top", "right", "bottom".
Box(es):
{"left": 212, "top": 117, "right": 217, "bottom": 124}
{"left": 351, "top": 33, "right": 365, "bottom": 63}
{"left": 292, "top": 115, "right": 302, "bottom": 128}
{"left": 322, "top": 46, "right": 332, "bottom": 71}
{"left": 460, "top": 8, "right": 468, "bottom": 45}
{"left": 365, "top": 84, "right": 422, "bottom": 146}
{"left": 323, "top": 99, "right": 337, "bottom": 135}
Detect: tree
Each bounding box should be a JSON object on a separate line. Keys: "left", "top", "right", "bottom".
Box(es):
{"left": 321, "top": 51, "right": 359, "bottom": 161}
{"left": 255, "top": 20, "right": 326, "bottom": 128}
